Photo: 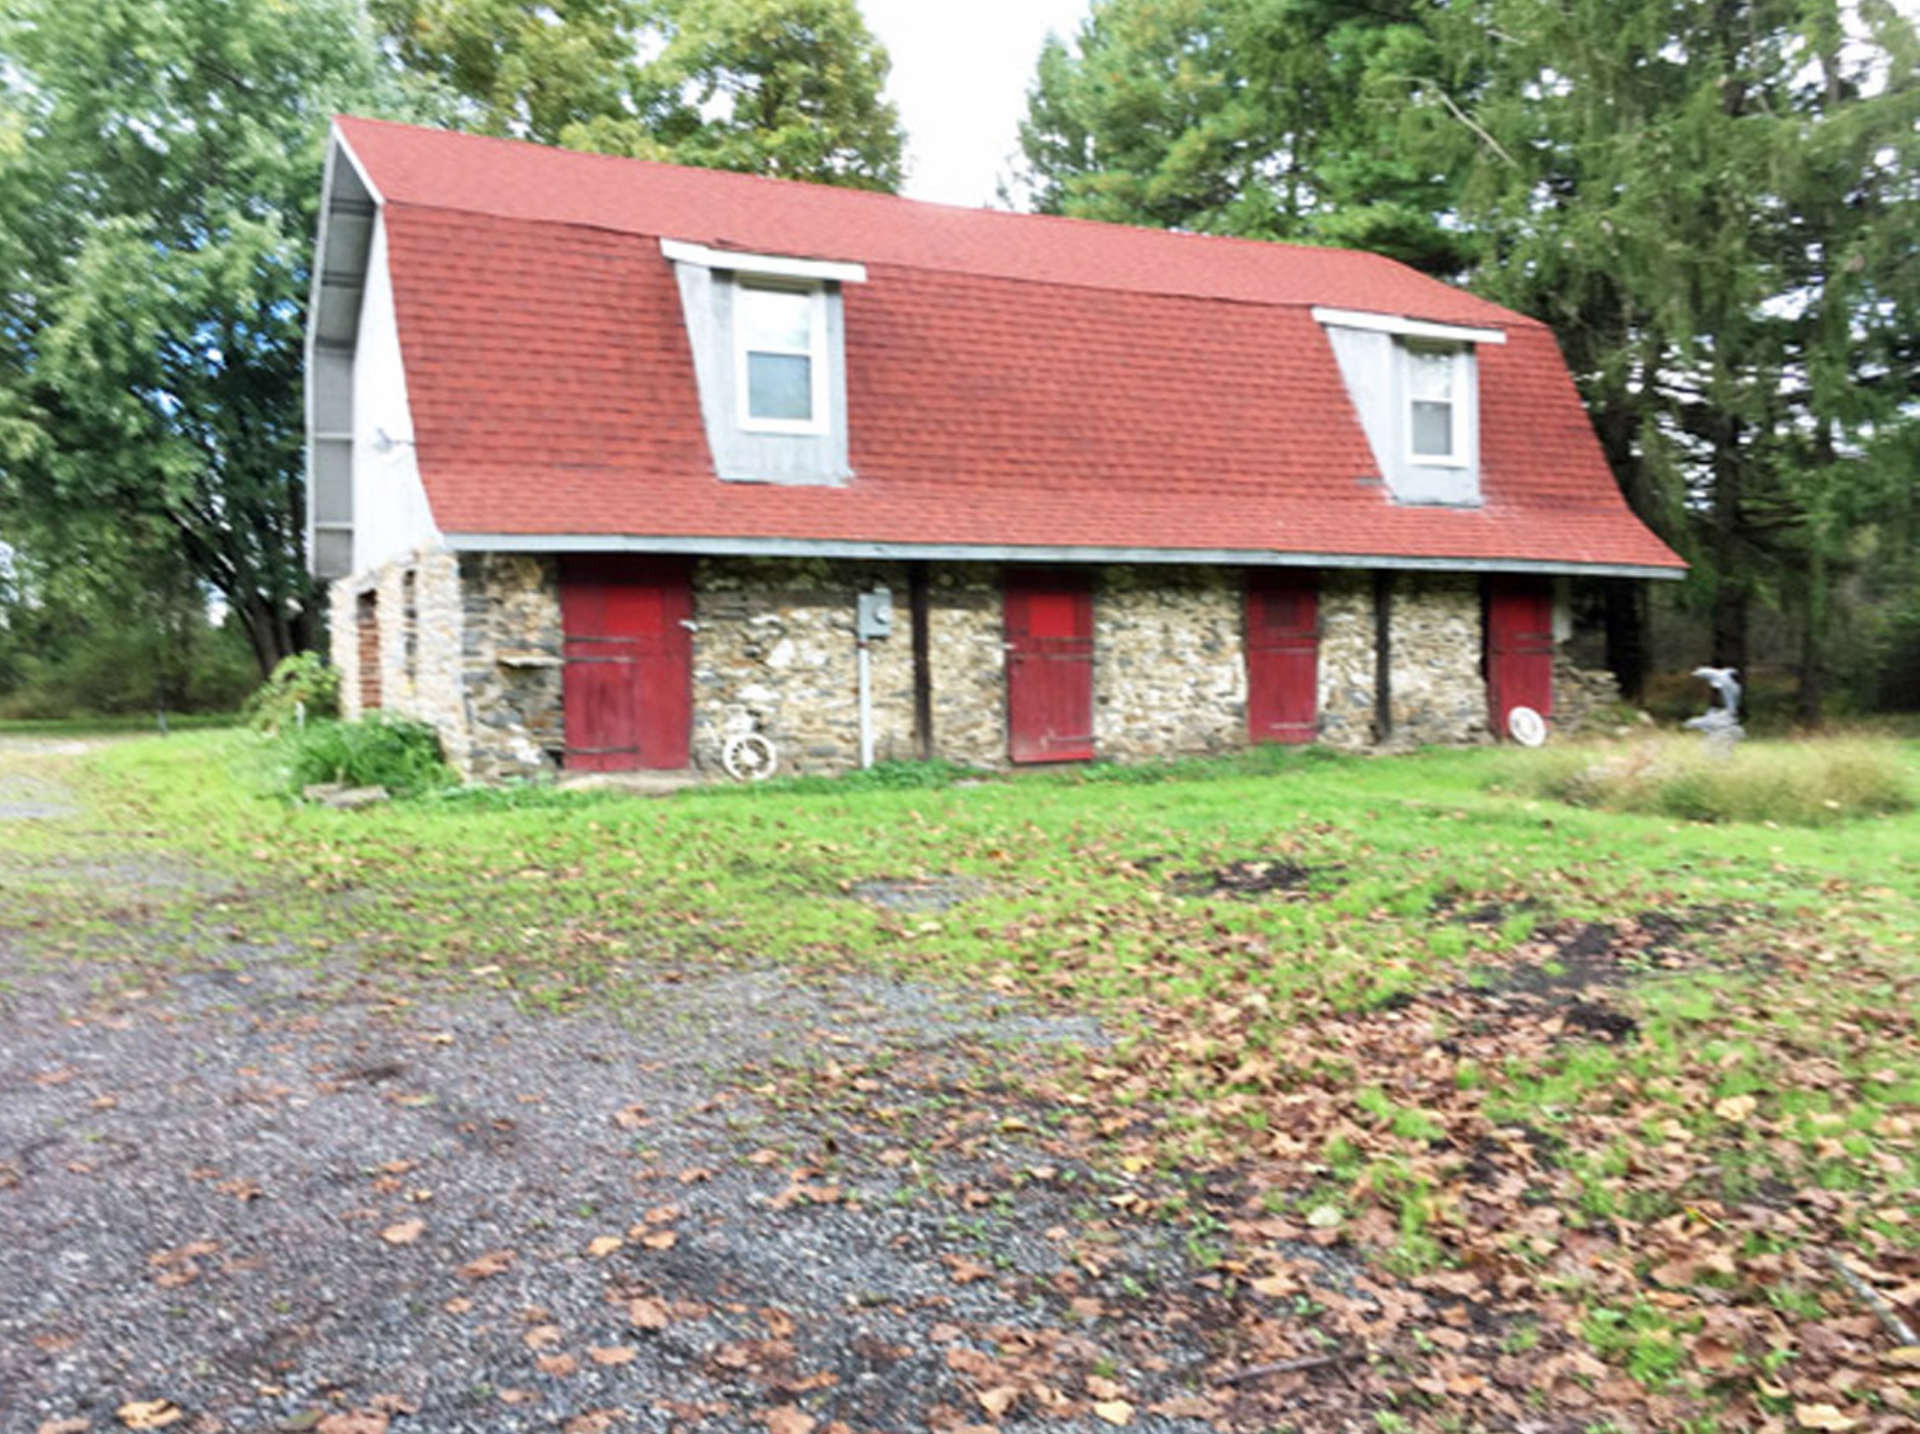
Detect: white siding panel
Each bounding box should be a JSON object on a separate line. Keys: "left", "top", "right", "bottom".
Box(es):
{"left": 351, "top": 216, "right": 440, "bottom": 573}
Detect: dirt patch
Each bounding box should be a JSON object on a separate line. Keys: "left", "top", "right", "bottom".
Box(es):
{"left": 1169, "top": 858, "right": 1340, "bottom": 899}
{"left": 845, "top": 874, "right": 986, "bottom": 914}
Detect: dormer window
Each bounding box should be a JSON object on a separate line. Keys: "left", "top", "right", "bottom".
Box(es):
{"left": 1405, "top": 343, "right": 1464, "bottom": 465}
{"left": 1312, "top": 306, "right": 1505, "bottom": 508}
{"left": 662, "top": 238, "right": 864, "bottom": 485}
{"left": 737, "top": 283, "right": 827, "bottom": 432}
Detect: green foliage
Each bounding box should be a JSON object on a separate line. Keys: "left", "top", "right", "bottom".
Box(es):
{"left": 370, "top": 0, "right": 904, "bottom": 189}
{"left": 1013, "top": 0, "right": 1471, "bottom": 274}
{"left": 1502, "top": 736, "right": 1914, "bottom": 827}
{"left": 243, "top": 653, "right": 342, "bottom": 734}
{"left": 273, "top": 715, "right": 455, "bottom": 799}
{"left": 0, "top": 543, "right": 255, "bottom": 718}
{"left": 0, "top": 0, "right": 393, "bottom": 675}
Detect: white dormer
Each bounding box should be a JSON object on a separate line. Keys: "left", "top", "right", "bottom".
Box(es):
{"left": 1312, "top": 306, "right": 1506, "bottom": 508}
{"left": 662, "top": 239, "right": 865, "bottom": 485}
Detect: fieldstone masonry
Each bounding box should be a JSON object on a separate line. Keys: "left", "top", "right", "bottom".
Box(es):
{"left": 691, "top": 557, "right": 916, "bottom": 776}
{"left": 1092, "top": 566, "right": 1243, "bottom": 760}
{"left": 1316, "top": 571, "right": 1378, "bottom": 746}
{"left": 334, "top": 549, "right": 1616, "bottom": 781}
{"left": 1388, "top": 574, "right": 1490, "bottom": 746}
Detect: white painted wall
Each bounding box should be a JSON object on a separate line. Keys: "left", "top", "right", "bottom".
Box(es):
{"left": 352, "top": 215, "right": 440, "bottom": 573}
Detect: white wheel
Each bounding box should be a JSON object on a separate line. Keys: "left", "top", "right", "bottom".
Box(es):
{"left": 1506, "top": 705, "right": 1547, "bottom": 747}
{"left": 722, "top": 732, "right": 779, "bottom": 782}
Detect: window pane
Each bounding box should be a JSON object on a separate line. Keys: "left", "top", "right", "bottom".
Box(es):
{"left": 1408, "top": 348, "right": 1454, "bottom": 401}
{"left": 1411, "top": 400, "right": 1454, "bottom": 458}
{"left": 748, "top": 352, "right": 813, "bottom": 421}
{"left": 739, "top": 286, "right": 812, "bottom": 352}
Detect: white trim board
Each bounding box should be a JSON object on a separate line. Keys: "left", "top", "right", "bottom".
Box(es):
{"left": 661, "top": 238, "right": 867, "bottom": 285}
{"left": 1311, "top": 306, "right": 1508, "bottom": 346}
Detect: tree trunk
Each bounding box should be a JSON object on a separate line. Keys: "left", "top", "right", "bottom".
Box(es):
{"left": 236, "top": 593, "right": 299, "bottom": 677}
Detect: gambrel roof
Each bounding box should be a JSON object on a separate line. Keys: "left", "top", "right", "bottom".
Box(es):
{"left": 312, "top": 116, "right": 1683, "bottom": 578}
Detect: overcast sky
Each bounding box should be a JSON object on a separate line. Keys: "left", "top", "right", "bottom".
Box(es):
{"left": 860, "top": 0, "right": 1093, "bottom": 207}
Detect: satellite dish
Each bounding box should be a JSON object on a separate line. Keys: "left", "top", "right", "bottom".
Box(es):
{"left": 1507, "top": 706, "right": 1547, "bottom": 748}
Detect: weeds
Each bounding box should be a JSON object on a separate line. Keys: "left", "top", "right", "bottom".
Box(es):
{"left": 1497, "top": 733, "right": 1912, "bottom": 826}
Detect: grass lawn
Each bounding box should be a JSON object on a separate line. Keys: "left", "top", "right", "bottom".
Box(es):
{"left": 8, "top": 731, "right": 1918, "bottom": 1431}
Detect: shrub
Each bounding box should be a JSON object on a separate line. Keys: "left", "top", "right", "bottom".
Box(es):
{"left": 245, "top": 652, "right": 340, "bottom": 734}
{"left": 275, "top": 715, "right": 454, "bottom": 798}
{"left": 1498, "top": 734, "right": 1914, "bottom": 826}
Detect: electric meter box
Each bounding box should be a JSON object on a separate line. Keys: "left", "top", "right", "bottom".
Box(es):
{"left": 856, "top": 588, "right": 893, "bottom": 639}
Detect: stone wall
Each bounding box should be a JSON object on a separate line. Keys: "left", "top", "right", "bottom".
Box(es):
{"left": 924, "top": 564, "right": 1005, "bottom": 767}
{"left": 1093, "top": 565, "right": 1243, "bottom": 759}
{"left": 457, "top": 553, "right": 564, "bottom": 781}
{"left": 1552, "top": 652, "right": 1625, "bottom": 735}
{"left": 1317, "top": 570, "right": 1378, "bottom": 747}
{"left": 331, "top": 550, "right": 1637, "bottom": 783}
{"left": 690, "top": 557, "right": 916, "bottom": 776}
{"left": 1388, "top": 573, "right": 1490, "bottom": 746}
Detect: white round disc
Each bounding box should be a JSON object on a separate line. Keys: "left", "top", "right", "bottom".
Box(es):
{"left": 1506, "top": 705, "right": 1547, "bottom": 747}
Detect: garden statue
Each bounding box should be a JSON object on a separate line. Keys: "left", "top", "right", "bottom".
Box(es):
{"left": 1684, "top": 666, "right": 1744, "bottom": 752}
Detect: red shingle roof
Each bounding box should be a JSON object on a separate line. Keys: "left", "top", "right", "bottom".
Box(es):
{"left": 335, "top": 117, "right": 1683, "bottom": 574}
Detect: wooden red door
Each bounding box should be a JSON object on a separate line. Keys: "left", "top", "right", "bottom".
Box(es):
{"left": 1004, "top": 567, "right": 1094, "bottom": 764}
{"left": 1486, "top": 576, "right": 1554, "bottom": 736}
{"left": 1245, "top": 568, "right": 1318, "bottom": 744}
{"left": 560, "top": 555, "right": 693, "bottom": 772}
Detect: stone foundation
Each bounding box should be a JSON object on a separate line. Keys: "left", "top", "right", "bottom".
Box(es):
{"left": 1093, "top": 566, "right": 1244, "bottom": 759}
{"left": 1389, "top": 573, "right": 1490, "bottom": 746}
{"left": 331, "top": 551, "right": 1622, "bottom": 782}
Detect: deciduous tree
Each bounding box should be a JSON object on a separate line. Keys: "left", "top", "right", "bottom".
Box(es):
{"left": 0, "top": 0, "right": 387, "bottom": 673}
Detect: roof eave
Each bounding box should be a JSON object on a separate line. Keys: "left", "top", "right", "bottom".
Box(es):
{"left": 437, "top": 531, "right": 1686, "bottom": 580}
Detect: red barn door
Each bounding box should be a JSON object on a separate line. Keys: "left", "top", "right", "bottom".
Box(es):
{"left": 1245, "top": 568, "right": 1318, "bottom": 744}
{"left": 560, "top": 555, "right": 693, "bottom": 772}
{"left": 1004, "top": 567, "right": 1094, "bottom": 764}
{"left": 1486, "top": 576, "right": 1554, "bottom": 736}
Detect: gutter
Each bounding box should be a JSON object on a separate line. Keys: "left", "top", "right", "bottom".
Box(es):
{"left": 438, "top": 532, "right": 1686, "bottom": 581}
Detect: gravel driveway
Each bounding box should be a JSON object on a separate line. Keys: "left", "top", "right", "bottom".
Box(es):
{"left": 1, "top": 751, "right": 1236, "bottom": 1434}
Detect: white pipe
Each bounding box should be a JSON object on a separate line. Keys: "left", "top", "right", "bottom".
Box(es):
{"left": 857, "top": 636, "right": 873, "bottom": 768}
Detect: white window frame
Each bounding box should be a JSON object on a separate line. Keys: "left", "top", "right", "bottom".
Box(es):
{"left": 1402, "top": 341, "right": 1469, "bottom": 469}
{"left": 733, "top": 280, "right": 829, "bottom": 437}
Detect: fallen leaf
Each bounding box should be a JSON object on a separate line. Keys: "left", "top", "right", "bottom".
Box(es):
{"left": 628, "top": 1297, "right": 672, "bottom": 1330}
{"left": 976, "top": 1386, "right": 1020, "bottom": 1417}
{"left": 943, "top": 1254, "right": 992, "bottom": 1285}
{"left": 536, "top": 1353, "right": 578, "bottom": 1376}
{"left": 443, "top": 1297, "right": 472, "bottom": 1315}
{"left": 761, "top": 1409, "right": 815, "bottom": 1434}
{"left": 586, "top": 1235, "right": 623, "bottom": 1258}
{"left": 1714, "top": 1094, "right": 1759, "bottom": 1123}
{"left": 315, "top": 1415, "right": 388, "bottom": 1434}
{"left": 589, "top": 1345, "right": 637, "bottom": 1366}
{"left": 562, "top": 1414, "right": 622, "bottom": 1434}
{"left": 379, "top": 1219, "right": 425, "bottom": 1246}
{"left": 639, "top": 1230, "right": 677, "bottom": 1251}
{"left": 1794, "top": 1405, "right": 1858, "bottom": 1431}
{"left": 38, "top": 1419, "right": 90, "bottom": 1434}
{"left": 458, "top": 1249, "right": 514, "bottom": 1280}
{"left": 523, "top": 1324, "right": 563, "bottom": 1349}
{"left": 1086, "top": 1375, "right": 1128, "bottom": 1401}
{"left": 116, "top": 1404, "right": 183, "bottom": 1431}
{"left": 1092, "top": 1401, "right": 1134, "bottom": 1427}
{"left": 612, "top": 1104, "right": 649, "bottom": 1129}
